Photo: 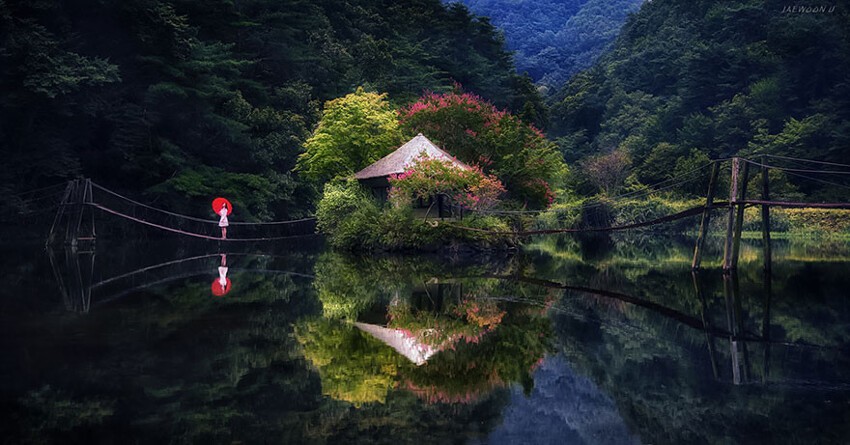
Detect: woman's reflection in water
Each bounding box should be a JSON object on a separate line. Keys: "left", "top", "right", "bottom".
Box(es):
{"left": 211, "top": 253, "right": 232, "bottom": 296}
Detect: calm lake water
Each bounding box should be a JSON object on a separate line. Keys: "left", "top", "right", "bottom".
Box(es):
{"left": 1, "top": 234, "right": 850, "bottom": 444}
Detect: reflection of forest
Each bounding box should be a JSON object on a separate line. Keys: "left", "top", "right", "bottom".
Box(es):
{"left": 299, "top": 252, "right": 556, "bottom": 406}
{"left": 527, "top": 234, "right": 850, "bottom": 444}
{"left": 4, "top": 236, "right": 850, "bottom": 443}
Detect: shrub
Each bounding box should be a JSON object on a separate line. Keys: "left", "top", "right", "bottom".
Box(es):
{"left": 784, "top": 209, "right": 850, "bottom": 233}
{"left": 535, "top": 200, "right": 584, "bottom": 230}
{"left": 388, "top": 156, "right": 505, "bottom": 210}
{"left": 316, "top": 180, "right": 382, "bottom": 250}
{"left": 317, "top": 179, "right": 516, "bottom": 251}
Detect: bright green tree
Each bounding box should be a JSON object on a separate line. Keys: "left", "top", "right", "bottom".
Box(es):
{"left": 297, "top": 88, "right": 404, "bottom": 183}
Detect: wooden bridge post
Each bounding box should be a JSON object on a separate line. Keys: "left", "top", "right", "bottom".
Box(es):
{"left": 46, "top": 181, "right": 74, "bottom": 247}
{"left": 46, "top": 178, "right": 96, "bottom": 248}
{"left": 692, "top": 271, "right": 719, "bottom": 379}
{"left": 722, "top": 158, "right": 740, "bottom": 272}
{"left": 63, "top": 179, "right": 82, "bottom": 247}
{"left": 761, "top": 267, "right": 772, "bottom": 383}
{"left": 730, "top": 160, "right": 750, "bottom": 270}
{"left": 724, "top": 271, "right": 748, "bottom": 384}
{"left": 692, "top": 162, "right": 720, "bottom": 270}
{"left": 761, "top": 164, "right": 772, "bottom": 272}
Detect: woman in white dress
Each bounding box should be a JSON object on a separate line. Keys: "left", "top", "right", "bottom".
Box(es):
{"left": 219, "top": 203, "right": 229, "bottom": 239}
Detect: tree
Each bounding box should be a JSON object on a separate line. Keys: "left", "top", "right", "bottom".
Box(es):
{"left": 296, "top": 88, "right": 404, "bottom": 183}
{"left": 580, "top": 149, "right": 631, "bottom": 196}
{"left": 400, "top": 90, "right": 565, "bottom": 208}
{"left": 549, "top": 0, "right": 850, "bottom": 199}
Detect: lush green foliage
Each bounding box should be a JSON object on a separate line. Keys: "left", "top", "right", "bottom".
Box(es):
{"left": 448, "top": 0, "right": 643, "bottom": 89}
{"left": 0, "top": 0, "right": 543, "bottom": 220}
{"left": 297, "top": 88, "right": 403, "bottom": 182}
{"left": 298, "top": 254, "right": 556, "bottom": 406}
{"left": 315, "top": 179, "right": 383, "bottom": 250}
{"left": 315, "top": 179, "right": 514, "bottom": 251}
{"left": 388, "top": 157, "right": 505, "bottom": 210}
{"left": 550, "top": 0, "right": 850, "bottom": 201}
{"left": 401, "top": 91, "right": 566, "bottom": 208}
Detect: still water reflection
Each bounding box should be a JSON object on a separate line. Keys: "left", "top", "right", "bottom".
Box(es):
{"left": 1, "top": 235, "right": 849, "bottom": 444}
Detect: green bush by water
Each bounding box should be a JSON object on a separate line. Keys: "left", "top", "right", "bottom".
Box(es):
{"left": 316, "top": 180, "right": 517, "bottom": 251}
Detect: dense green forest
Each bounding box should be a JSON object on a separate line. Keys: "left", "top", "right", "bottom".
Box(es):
{"left": 549, "top": 0, "right": 850, "bottom": 200}
{"left": 0, "top": 0, "right": 542, "bottom": 220}
{"left": 3, "top": 0, "right": 849, "bottom": 226}
{"left": 447, "top": 0, "right": 643, "bottom": 90}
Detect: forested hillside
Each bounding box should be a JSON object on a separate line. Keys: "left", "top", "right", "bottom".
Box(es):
{"left": 0, "top": 0, "right": 542, "bottom": 219}
{"left": 448, "top": 0, "right": 643, "bottom": 89}
{"left": 550, "top": 0, "right": 850, "bottom": 199}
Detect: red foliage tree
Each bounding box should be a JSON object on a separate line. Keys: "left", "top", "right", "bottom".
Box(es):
{"left": 400, "top": 90, "right": 565, "bottom": 208}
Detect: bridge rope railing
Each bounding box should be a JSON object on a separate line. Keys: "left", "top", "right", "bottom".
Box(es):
{"left": 72, "top": 181, "right": 318, "bottom": 242}
{"left": 88, "top": 202, "right": 315, "bottom": 241}
{"left": 441, "top": 155, "right": 850, "bottom": 240}
{"left": 443, "top": 202, "right": 729, "bottom": 236}
{"left": 89, "top": 182, "right": 315, "bottom": 225}
{"left": 743, "top": 159, "right": 850, "bottom": 176}
{"left": 459, "top": 159, "right": 719, "bottom": 216}
{"left": 740, "top": 157, "right": 850, "bottom": 206}
{"left": 87, "top": 252, "right": 315, "bottom": 293}
{"left": 758, "top": 154, "right": 850, "bottom": 169}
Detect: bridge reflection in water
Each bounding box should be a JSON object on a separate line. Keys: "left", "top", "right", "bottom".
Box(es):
{"left": 47, "top": 248, "right": 315, "bottom": 313}
{"left": 46, "top": 246, "right": 844, "bottom": 390}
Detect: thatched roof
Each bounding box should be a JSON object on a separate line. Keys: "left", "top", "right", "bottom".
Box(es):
{"left": 354, "top": 133, "right": 471, "bottom": 180}
{"left": 354, "top": 322, "right": 437, "bottom": 366}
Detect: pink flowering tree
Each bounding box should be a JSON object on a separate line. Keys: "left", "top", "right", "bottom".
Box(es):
{"left": 400, "top": 90, "right": 566, "bottom": 208}
{"left": 388, "top": 155, "right": 506, "bottom": 211}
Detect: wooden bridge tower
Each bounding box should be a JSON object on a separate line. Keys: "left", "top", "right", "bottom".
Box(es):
{"left": 46, "top": 178, "right": 96, "bottom": 248}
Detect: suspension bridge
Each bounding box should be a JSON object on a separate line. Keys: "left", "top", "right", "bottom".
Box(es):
{"left": 451, "top": 154, "right": 850, "bottom": 272}
{"left": 7, "top": 154, "right": 850, "bottom": 271}
{"left": 38, "top": 179, "right": 318, "bottom": 245}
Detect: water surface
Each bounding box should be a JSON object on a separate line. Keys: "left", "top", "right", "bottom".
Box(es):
{"left": 1, "top": 235, "right": 849, "bottom": 444}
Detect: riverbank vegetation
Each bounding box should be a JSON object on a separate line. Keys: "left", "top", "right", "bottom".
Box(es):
{"left": 310, "top": 89, "right": 564, "bottom": 251}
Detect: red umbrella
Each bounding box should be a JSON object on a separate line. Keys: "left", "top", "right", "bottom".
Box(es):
{"left": 212, "top": 197, "right": 233, "bottom": 215}
{"left": 211, "top": 277, "right": 232, "bottom": 296}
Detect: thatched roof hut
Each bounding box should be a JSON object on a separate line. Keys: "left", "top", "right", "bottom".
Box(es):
{"left": 354, "top": 133, "right": 470, "bottom": 218}
{"left": 354, "top": 133, "right": 471, "bottom": 184}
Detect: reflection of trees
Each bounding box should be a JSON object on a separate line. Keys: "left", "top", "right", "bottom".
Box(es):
{"left": 302, "top": 251, "right": 556, "bottom": 407}
{"left": 8, "top": 253, "right": 326, "bottom": 443}
{"left": 400, "top": 317, "right": 552, "bottom": 404}
{"left": 313, "top": 252, "right": 520, "bottom": 320}
{"left": 297, "top": 312, "right": 552, "bottom": 407}
{"left": 17, "top": 386, "right": 114, "bottom": 443}
{"left": 295, "top": 319, "right": 403, "bottom": 406}
{"left": 535, "top": 258, "right": 850, "bottom": 443}
{"left": 528, "top": 233, "right": 850, "bottom": 351}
